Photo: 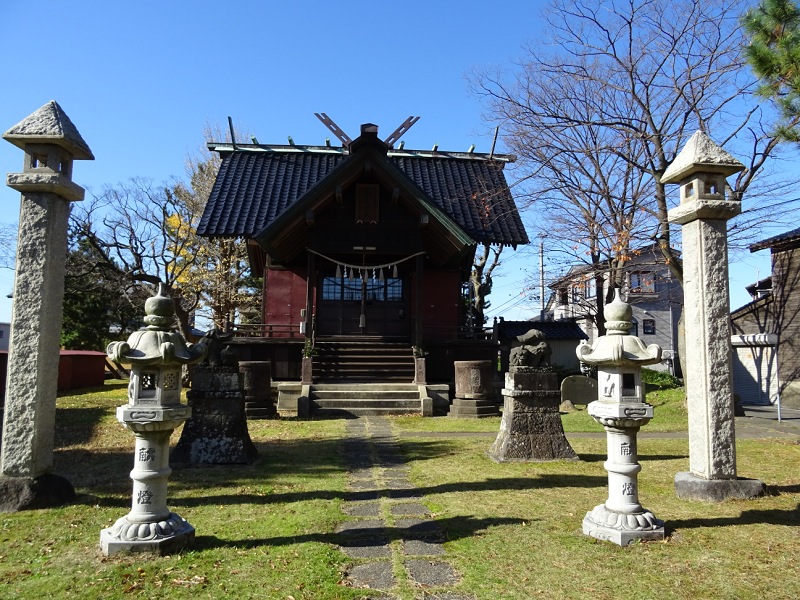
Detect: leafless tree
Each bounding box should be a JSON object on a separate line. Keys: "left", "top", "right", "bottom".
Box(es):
{"left": 71, "top": 178, "right": 204, "bottom": 341}
{"left": 469, "top": 242, "right": 504, "bottom": 330}
{"left": 472, "top": 0, "right": 799, "bottom": 295}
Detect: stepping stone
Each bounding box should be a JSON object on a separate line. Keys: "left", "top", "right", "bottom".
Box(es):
{"left": 390, "top": 503, "right": 429, "bottom": 516}
{"left": 395, "top": 518, "right": 442, "bottom": 540}
{"left": 402, "top": 539, "right": 445, "bottom": 556}
{"left": 336, "top": 519, "right": 386, "bottom": 535}
{"left": 340, "top": 539, "right": 392, "bottom": 558}
{"left": 344, "top": 490, "right": 380, "bottom": 502}
{"left": 346, "top": 561, "right": 395, "bottom": 590}
{"left": 349, "top": 479, "right": 378, "bottom": 491}
{"left": 385, "top": 479, "right": 414, "bottom": 490}
{"left": 382, "top": 466, "right": 410, "bottom": 475}
{"left": 348, "top": 467, "right": 375, "bottom": 479}
{"left": 405, "top": 559, "right": 460, "bottom": 587}
{"left": 414, "top": 594, "right": 475, "bottom": 600}
{"left": 342, "top": 502, "right": 382, "bottom": 517}
{"left": 387, "top": 489, "right": 423, "bottom": 500}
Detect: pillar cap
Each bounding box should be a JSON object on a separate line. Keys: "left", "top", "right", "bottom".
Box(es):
{"left": 3, "top": 100, "right": 94, "bottom": 160}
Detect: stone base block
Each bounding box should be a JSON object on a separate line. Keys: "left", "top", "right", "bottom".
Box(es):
{"left": 488, "top": 391, "right": 577, "bottom": 461}
{"left": 172, "top": 385, "right": 258, "bottom": 465}
{"left": 100, "top": 512, "right": 195, "bottom": 556}
{"left": 0, "top": 474, "right": 75, "bottom": 513}
{"left": 582, "top": 506, "right": 665, "bottom": 547}
{"left": 674, "top": 471, "right": 766, "bottom": 502}
{"left": 447, "top": 397, "right": 500, "bottom": 418}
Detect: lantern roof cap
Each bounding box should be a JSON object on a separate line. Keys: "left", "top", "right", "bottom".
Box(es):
{"left": 3, "top": 100, "right": 94, "bottom": 160}
{"left": 576, "top": 290, "right": 662, "bottom": 366}
{"left": 106, "top": 285, "right": 207, "bottom": 366}
{"left": 660, "top": 130, "right": 743, "bottom": 184}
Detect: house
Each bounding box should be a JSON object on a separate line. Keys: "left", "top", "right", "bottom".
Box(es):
{"left": 731, "top": 227, "right": 800, "bottom": 409}
{"left": 0, "top": 322, "right": 9, "bottom": 352}
{"left": 197, "top": 123, "right": 528, "bottom": 385}
{"left": 545, "top": 244, "right": 683, "bottom": 375}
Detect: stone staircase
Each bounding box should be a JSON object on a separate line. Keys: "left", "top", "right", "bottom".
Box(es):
{"left": 310, "top": 383, "right": 426, "bottom": 417}
{"left": 314, "top": 338, "right": 415, "bottom": 382}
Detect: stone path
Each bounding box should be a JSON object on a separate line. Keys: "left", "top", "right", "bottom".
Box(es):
{"left": 338, "top": 417, "right": 474, "bottom": 599}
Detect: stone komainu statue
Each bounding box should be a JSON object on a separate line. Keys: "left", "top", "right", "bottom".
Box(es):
{"left": 509, "top": 328, "right": 552, "bottom": 368}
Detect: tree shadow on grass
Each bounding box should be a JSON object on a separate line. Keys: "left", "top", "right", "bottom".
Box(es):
{"left": 577, "top": 452, "right": 688, "bottom": 463}
{"left": 666, "top": 504, "right": 800, "bottom": 532}
{"left": 53, "top": 434, "right": 606, "bottom": 510}
{"left": 53, "top": 406, "right": 110, "bottom": 447}
{"left": 173, "top": 472, "right": 608, "bottom": 508}
{"left": 194, "top": 514, "right": 527, "bottom": 551}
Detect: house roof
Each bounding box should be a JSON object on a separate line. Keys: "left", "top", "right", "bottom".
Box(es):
{"left": 750, "top": 226, "right": 800, "bottom": 252}
{"left": 546, "top": 242, "right": 679, "bottom": 289}
{"left": 496, "top": 319, "right": 589, "bottom": 341}
{"left": 197, "top": 136, "right": 529, "bottom": 248}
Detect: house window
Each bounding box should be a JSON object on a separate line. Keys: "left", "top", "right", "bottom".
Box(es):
{"left": 643, "top": 319, "right": 656, "bottom": 335}
{"left": 584, "top": 279, "right": 596, "bottom": 298}
{"left": 558, "top": 287, "right": 569, "bottom": 305}
{"left": 629, "top": 272, "right": 656, "bottom": 293}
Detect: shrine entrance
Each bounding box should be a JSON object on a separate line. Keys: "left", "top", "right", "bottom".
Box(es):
{"left": 315, "top": 275, "right": 409, "bottom": 338}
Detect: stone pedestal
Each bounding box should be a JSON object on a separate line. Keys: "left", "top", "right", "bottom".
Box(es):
{"left": 100, "top": 415, "right": 195, "bottom": 556}
{"left": 581, "top": 403, "right": 665, "bottom": 546}
{"left": 239, "top": 361, "right": 274, "bottom": 419}
{"left": 449, "top": 360, "right": 499, "bottom": 418}
{"left": 487, "top": 369, "right": 577, "bottom": 461}
{"left": 171, "top": 367, "right": 258, "bottom": 465}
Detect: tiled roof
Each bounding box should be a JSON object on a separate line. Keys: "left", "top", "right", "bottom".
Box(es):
{"left": 197, "top": 148, "right": 528, "bottom": 246}
{"left": 497, "top": 320, "right": 589, "bottom": 341}
{"left": 750, "top": 226, "right": 800, "bottom": 252}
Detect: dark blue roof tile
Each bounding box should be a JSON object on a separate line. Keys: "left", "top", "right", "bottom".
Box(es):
{"left": 198, "top": 150, "right": 528, "bottom": 246}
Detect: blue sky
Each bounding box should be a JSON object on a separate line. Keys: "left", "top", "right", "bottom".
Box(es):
{"left": 0, "top": 0, "right": 778, "bottom": 326}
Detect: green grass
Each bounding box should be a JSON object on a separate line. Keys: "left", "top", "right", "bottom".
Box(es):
{"left": 1, "top": 381, "right": 798, "bottom": 599}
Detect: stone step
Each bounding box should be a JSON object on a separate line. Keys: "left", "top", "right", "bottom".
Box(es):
{"left": 313, "top": 390, "right": 420, "bottom": 400}
{"left": 313, "top": 399, "right": 422, "bottom": 409}
{"left": 312, "top": 383, "right": 420, "bottom": 392}
{"left": 314, "top": 406, "right": 422, "bottom": 417}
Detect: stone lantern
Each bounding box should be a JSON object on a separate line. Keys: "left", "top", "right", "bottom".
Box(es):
{"left": 577, "top": 290, "right": 665, "bottom": 546}
{"left": 100, "top": 285, "right": 207, "bottom": 556}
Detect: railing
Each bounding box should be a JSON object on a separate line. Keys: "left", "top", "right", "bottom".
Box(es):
{"left": 228, "top": 321, "right": 492, "bottom": 341}
{"left": 228, "top": 323, "right": 302, "bottom": 338}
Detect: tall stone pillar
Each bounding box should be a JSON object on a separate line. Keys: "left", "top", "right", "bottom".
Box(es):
{"left": 662, "top": 130, "right": 764, "bottom": 501}
{"left": 0, "top": 101, "right": 93, "bottom": 511}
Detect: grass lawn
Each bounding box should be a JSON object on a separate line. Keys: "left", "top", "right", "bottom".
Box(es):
{"left": 1, "top": 380, "right": 798, "bottom": 599}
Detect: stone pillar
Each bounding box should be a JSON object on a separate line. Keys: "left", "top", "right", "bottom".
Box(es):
{"left": 662, "top": 131, "right": 765, "bottom": 501}
{"left": 0, "top": 101, "right": 93, "bottom": 511}
{"left": 448, "top": 360, "right": 499, "bottom": 418}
